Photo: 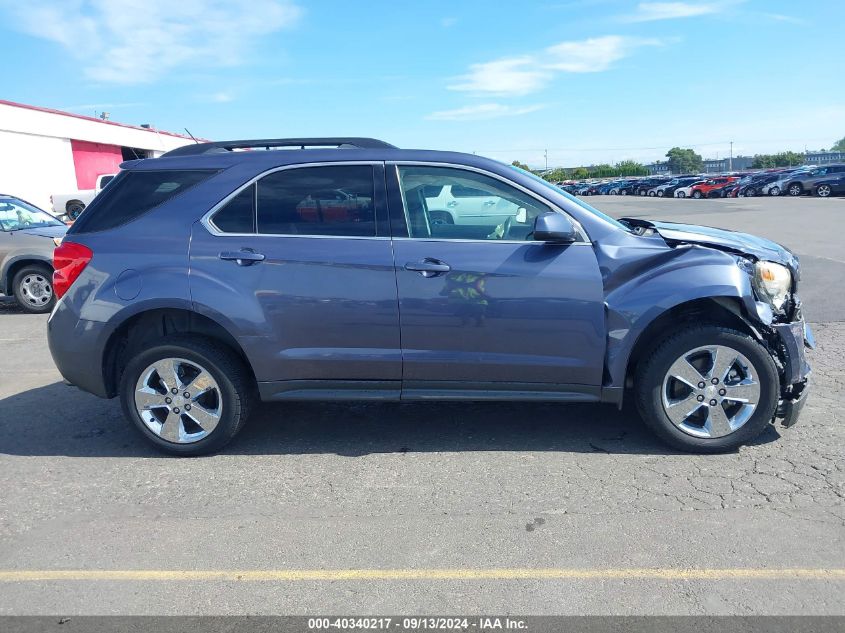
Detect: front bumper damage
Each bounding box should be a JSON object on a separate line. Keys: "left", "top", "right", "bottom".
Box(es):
{"left": 770, "top": 318, "right": 814, "bottom": 428}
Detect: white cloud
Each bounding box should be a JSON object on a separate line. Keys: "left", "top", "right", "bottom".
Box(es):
{"left": 623, "top": 2, "right": 724, "bottom": 22}
{"left": 210, "top": 92, "right": 234, "bottom": 103}
{"left": 426, "top": 103, "right": 545, "bottom": 121}
{"left": 544, "top": 36, "right": 662, "bottom": 73}
{"left": 449, "top": 36, "right": 664, "bottom": 96}
{"left": 0, "top": 0, "right": 302, "bottom": 84}
{"left": 449, "top": 57, "right": 552, "bottom": 96}
{"left": 441, "top": 16, "right": 458, "bottom": 28}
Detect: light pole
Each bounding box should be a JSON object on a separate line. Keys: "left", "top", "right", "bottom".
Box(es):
{"left": 729, "top": 141, "right": 733, "bottom": 171}
{"left": 544, "top": 149, "right": 548, "bottom": 171}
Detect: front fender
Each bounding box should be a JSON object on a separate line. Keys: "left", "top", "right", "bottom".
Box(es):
{"left": 603, "top": 244, "right": 759, "bottom": 388}
{"left": 1, "top": 253, "right": 54, "bottom": 295}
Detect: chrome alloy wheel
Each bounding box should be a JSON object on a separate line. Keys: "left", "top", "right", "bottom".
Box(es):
{"left": 661, "top": 345, "right": 760, "bottom": 439}
{"left": 20, "top": 273, "right": 52, "bottom": 307}
{"left": 134, "top": 358, "right": 222, "bottom": 443}
{"left": 817, "top": 185, "right": 831, "bottom": 197}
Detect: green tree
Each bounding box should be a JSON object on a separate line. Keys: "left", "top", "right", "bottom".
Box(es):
{"left": 511, "top": 160, "right": 531, "bottom": 171}
{"left": 831, "top": 136, "right": 845, "bottom": 151}
{"left": 665, "top": 147, "right": 703, "bottom": 174}
{"left": 615, "top": 160, "right": 648, "bottom": 176}
{"left": 542, "top": 168, "right": 569, "bottom": 182}
{"left": 752, "top": 151, "right": 805, "bottom": 168}
{"left": 572, "top": 167, "right": 590, "bottom": 180}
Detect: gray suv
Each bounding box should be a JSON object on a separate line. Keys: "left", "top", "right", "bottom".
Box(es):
{"left": 0, "top": 195, "right": 67, "bottom": 313}
{"left": 47, "top": 138, "right": 813, "bottom": 456}
{"left": 780, "top": 164, "right": 845, "bottom": 196}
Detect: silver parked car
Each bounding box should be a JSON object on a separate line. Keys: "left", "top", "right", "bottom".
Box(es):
{"left": 0, "top": 195, "right": 67, "bottom": 313}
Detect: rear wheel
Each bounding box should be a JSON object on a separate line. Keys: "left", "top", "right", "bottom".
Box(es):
{"left": 815, "top": 184, "right": 832, "bottom": 198}
{"left": 676, "top": 191, "right": 686, "bottom": 198}
{"left": 12, "top": 265, "right": 55, "bottom": 314}
{"left": 692, "top": 190, "right": 703, "bottom": 199}
{"left": 768, "top": 186, "right": 781, "bottom": 196}
{"left": 119, "top": 336, "right": 254, "bottom": 456}
{"left": 745, "top": 187, "right": 756, "bottom": 197}
{"left": 635, "top": 326, "right": 778, "bottom": 453}
{"left": 66, "top": 201, "right": 85, "bottom": 217}
{"left": 657, "top": 190, "right": 664, "bottom": 197}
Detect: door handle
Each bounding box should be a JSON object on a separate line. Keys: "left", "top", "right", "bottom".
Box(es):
{"left": 219, "top": 249, "right": 265, "bottom": 266}
{"left": 404, "top": 258, "right": 451, "bottom": 277}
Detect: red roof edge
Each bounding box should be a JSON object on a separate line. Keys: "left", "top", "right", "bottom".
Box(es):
{"left": 0, "top": 99, "right": 208, "bottom": 141}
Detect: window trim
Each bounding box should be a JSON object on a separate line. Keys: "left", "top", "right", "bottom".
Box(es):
{"left": 387, "top": 161, "right": 589, "bottom": 244}
{"left": 203, "top": 161, "right": 386, "bottom": 239}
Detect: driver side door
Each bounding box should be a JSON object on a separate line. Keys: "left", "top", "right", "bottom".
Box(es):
{"left": 387, "top": 164, "right": 606, "bottom": 397}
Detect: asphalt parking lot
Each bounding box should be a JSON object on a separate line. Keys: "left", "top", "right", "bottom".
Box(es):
{"left": 0, "top": 196, "right": 842, "bottom": 615}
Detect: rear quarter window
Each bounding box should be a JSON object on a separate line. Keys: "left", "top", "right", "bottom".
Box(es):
{"left": 70, "top": 170, "right": 217, "bottom": 233}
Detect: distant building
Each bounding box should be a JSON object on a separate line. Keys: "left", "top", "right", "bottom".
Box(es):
{"left": 646, "top": 161, "right": 671, "bottom": 175}
{"left": 702, "top": 155, "right": 754, "bottom": 173}
{"left": 805, "top": 150, "right": 844, "bottom": 164}
{"left": 0, "top": 99, "right": 197, "bottom": 211}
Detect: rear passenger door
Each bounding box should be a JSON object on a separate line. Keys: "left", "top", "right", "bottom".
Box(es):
{"left": 189, "top": 162, "right": 402, "bottom": 400}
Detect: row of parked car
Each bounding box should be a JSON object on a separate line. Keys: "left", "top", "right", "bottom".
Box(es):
{"left": 558, "top": 163, "right": 845, "bottom": 199}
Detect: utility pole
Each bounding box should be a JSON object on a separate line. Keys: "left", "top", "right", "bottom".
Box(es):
{"left": 729, "top": 141, "right": 733, "bottom": 171}
{"left": 544, "top": 149, "right": 548, "bottom": 171}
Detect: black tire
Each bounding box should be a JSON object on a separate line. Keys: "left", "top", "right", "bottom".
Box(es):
{"left": 692, "top": 190, "right": 703, "bottom": 199}
{"left": 634, "top": 325, "right": 779, "bottom": 453}
{"left": 745, "top": 187, "right": 756, "bottom": 197}
{"left": 429, "top": 211, "right": 454, "bottom": 225}
{"left": 787, "top": 183, "right": 803, "bottom": 197}
{"left": 119, "top": 335, "right": 254, "bottom": 456}
{"left": 815, "top": 184, "right": 832, "bottom": 198}
{"left": 12, "top": 264, "right": 55, "bottom": 314}
{"left": 676, "top": 191, "right": 686, "bottom": 198}
{"left": 66, "top": 201, "right": 86, "bottom": 216}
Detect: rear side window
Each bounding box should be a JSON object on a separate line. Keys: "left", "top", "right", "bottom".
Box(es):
{"left": 212, "top": 184, "right": 255, "bottom": 233}
{"left": 256, "top": 165, "right": 375, "bottom": 237}
{"left": 71, "top": 170, "right": 216, "bottom": 233}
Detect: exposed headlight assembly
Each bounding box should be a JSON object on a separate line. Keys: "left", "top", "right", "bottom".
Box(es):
{"left": 753, "top": 261, "right": 791, "bottom": 311}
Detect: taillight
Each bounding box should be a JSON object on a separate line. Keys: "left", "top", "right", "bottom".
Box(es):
{"left": 53, "top": 242, "right": 93, "bottom": 299}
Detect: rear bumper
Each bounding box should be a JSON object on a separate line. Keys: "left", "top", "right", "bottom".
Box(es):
{"left": 47, "top": 298, "right": 111, "bottom": 398}
{"left": 771, "top": 319, "right": 813, "bottom": 428}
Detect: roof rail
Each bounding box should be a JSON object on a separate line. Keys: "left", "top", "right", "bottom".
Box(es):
{"left": 161, "top": 137, "right": 397, "bottom": 158}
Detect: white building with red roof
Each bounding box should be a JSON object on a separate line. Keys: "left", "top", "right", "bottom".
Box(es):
{"left": 0, "top": 100, "right": 198, "bottom": 211}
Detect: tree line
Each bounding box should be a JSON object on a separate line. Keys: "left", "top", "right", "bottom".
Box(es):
{"left": 518, "top": 135, "right": 845, "bottom": 182}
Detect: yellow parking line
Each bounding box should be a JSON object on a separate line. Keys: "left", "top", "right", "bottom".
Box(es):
{"left": 0, "top": 568, "right": 843, "bottom": 582}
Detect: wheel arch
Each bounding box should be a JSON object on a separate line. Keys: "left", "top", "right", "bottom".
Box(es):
{"left": 622, "top": 297, "right": 760, "bottom": 390}
{"left": 101, "top": 307, "right": 257, "bottom": 398}
{"left": 2, "top": 256, "right": 53, "bottom": 295}
{"left": 65, "top": 199, "right": 85, "bottom": 211}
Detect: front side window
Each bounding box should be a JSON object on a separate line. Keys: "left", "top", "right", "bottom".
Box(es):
{"left": 257, "top": 165, "right": 375, "bottom": 237}
{"left": 397, "top": 166, "right": 553, "bottom": 241}
{"left": 0, "top": 198, "right": 63, "bottom": 231}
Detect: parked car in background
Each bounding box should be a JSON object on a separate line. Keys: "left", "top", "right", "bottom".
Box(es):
{"left": 779, "top": 164, "right": 845, "bottom": 196}
{"left": 740, "top": 173, "right": 782, "bottom": 197}
{"left": 674, "top": 180, "right": 706, "bottom": 198}
{"left": 689, "top": 177, "right": 738, "bottom": 199}
{"left": 651, "top": 176, "right": 699, "bottom": 197}
{"left": 0, "top": 194, "right": 67, "bottom": 313}
{"left": 813, "top": 175, "right": 845, "bottom": 197}
{"left": 47, "top": 136, "right": 812, "bottom": 456}
{"left": 51, "top": 173, "right": 117, "bottom": 220}
{"left": 636, "top": 177, "right": 671, "bottom": 196}
{"left": 423, "top": 184, "right": 516, "bottom": 226}
{"left": 763, "top": 169, "right": 811, "bottom": 196}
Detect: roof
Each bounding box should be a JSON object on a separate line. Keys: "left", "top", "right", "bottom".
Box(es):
{"left": 0, "top": 99, "right": 202, "bottom": 141}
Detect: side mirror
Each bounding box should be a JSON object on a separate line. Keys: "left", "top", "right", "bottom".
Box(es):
{"left": 533, "top": 212, "right": 577, "bottom": 243}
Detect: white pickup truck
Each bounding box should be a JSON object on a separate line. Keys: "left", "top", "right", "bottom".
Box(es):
{"left": 51, "top": 173, "right": 117, "bottom": 220}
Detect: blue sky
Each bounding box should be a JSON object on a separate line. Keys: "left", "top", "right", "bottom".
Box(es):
{"left": 1, "top": 0, "right": 843, "bottom": 168}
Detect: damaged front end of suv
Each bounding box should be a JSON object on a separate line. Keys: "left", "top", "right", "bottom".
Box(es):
{"left": 615, "top": 218, "right": 813, "bottom": 430}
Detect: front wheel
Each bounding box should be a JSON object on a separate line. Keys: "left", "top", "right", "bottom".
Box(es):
{"left": 635, "top": 326, "right": 779, "bottom": 453}
{"left": 787, "top": 183, "right": 803, "bottom": 196}
{"left": 768, "top": 186, "right": 781, "bottom": 196}
{"left": 13, "top": 265, "right": 55, "bottom": 313}
{"left": 676, "top": 191, "right": 686, "bottom": 198}
{"left": 692, "top": 190, "right": 703, "bottom": 199}
{"left": 119, "top": 336, "right": 254, "bottom": 456}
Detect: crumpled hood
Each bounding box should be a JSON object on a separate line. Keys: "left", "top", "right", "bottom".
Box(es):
{"left": 15, "top": 225, "right": 67, "bottom": 239}
{"left": 621, "top": 218, "right": 800, "bottom": 276}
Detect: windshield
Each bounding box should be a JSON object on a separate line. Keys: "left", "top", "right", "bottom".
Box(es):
{"left": 0, "top": 198, "right": 64, "bottom": 231}
{"left": 510, "top": 166, "right": 631, "bottom": 232}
